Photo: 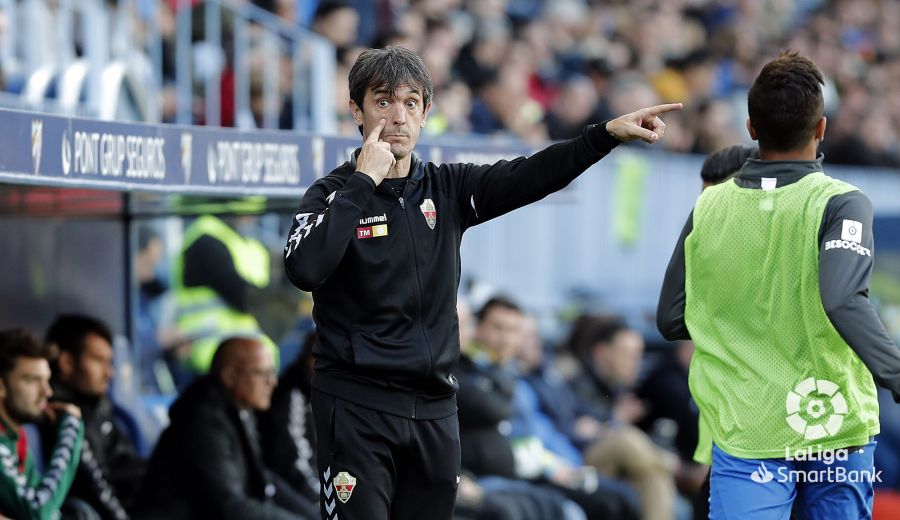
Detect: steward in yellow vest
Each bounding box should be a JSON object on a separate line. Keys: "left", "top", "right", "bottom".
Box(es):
{"left": 173, "top": 215, "right": 278, "bottom": 373}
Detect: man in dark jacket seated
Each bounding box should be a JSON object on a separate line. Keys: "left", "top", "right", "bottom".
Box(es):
{"left": 43, "top": 314, "right": 144, "bottom": 520}
{"left": 258, "top": 332, "right": 320, "bottom": 505}
{"left": 135, "top": 336, "right": 316, "bottom": 519}
{"left": 458, "top": 297, "right": 640, "bottom": 520}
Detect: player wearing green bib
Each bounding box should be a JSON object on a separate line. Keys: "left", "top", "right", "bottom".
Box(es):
{"left": 658, "top": 52, "right": 900, "bottom": 519}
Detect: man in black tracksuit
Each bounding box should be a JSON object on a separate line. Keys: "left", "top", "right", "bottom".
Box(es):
{"left": 283, "top": 46, "right": 681, "bottom": 520}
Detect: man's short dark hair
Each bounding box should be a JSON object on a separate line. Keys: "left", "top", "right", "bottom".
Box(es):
{"left": 314, "top": 0, "right": 353, "bottom": 21}
{"left": 587, "top": 317, "right": 630, "bottom": 347}
{"left": 701, "top": 144, "right": 756, "bottom": 185}
{"left": 45, "top": 314, "right": 113, "bottom": 361}
{"left": 476, "top": 296, "right": 522, "bottom": 323}
{"left": 348, "top": 46, "right": 434, "bottom": 118}
{"left": 747, "top": 51, "right": 824, "bottom": 152}
{"left": 561, "top": 314, "right": 628, "bottom": 359}
{"left": 0, "top": 329, "right": 50, "bottom": 380}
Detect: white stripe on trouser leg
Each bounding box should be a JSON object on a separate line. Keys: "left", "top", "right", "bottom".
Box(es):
{"left": 324, "top": 471, "right": 333, "bottom": 499}
{"left": 323, "top": 466, "right": 336, "bottom": 518}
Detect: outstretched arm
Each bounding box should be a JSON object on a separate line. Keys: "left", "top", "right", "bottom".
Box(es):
{"left": 458, "top": 104, "right": 683, "bottom": 228}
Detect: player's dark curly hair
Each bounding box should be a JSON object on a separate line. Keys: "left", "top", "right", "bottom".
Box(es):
{"left": 748, "top": 51, "right": 824, "bottom": 153}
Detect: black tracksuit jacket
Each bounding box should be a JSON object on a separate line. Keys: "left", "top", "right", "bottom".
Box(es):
{"left": 284, "top": 125, "right": 620, "bottom": 420}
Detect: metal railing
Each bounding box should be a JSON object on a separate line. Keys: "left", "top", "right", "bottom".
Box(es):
{"left": 0, "top": 0, "right": 336, "bottom": 132}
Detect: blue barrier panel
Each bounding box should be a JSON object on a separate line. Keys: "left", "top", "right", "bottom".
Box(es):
{"left": 0, "top": 109, "right": 313, "bottom": 196}
{"left": 0, "top": 109, "right": 536, "bottom": 198}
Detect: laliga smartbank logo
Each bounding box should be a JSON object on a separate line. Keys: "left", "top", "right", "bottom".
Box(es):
{"left": 747, "top": 377, "right": 881, "bottom": 484}
{"left": 748, "top": 446, "right": 882, "bottom": 485}
{"left": 786, "top": 377, "right": 846, "bottom": 440}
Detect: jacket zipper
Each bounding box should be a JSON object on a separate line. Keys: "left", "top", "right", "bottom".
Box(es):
{"left": 380, "top": 183, "right": 435, "bottom": 418}
{"left": 404, "top": 205, "right": 435, "bottom": 389}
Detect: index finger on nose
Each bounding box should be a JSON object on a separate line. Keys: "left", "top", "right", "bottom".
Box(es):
{"left": 366, "top": 119, "right": 387, "bottom": 144}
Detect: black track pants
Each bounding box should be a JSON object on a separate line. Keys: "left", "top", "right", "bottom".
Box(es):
{"left": 311, "top": 390, "right": 461, "bottom": 520}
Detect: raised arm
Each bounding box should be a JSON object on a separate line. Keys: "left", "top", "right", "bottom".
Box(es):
{"left": 458, "top": 104, "right": 682, "bottom": 228}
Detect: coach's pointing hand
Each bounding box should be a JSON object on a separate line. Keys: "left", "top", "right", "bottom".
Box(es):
{"left": 357, "top": 119, "right": 397, "bottom": 186}
{"left": 606, "top": 103, "right": 683, "bottom": 144}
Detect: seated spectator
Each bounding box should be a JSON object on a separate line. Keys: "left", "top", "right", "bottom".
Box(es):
{"left": 558, "top": 315, "right": 648, "bottom": 428}
{"left": 136, "top": 336, "right": 315, "bottom": 519}
{"left": 509, "top": 314, "right": 590, "bottom": 474}
{"left": 43, "top": 314, "right": 145, "bottom": 519}
{"left": 635, "top": 340, "right": 709, "bottom": 500}
{"left": 0, "top": 329, "right": 83, "bottom": 519}
{"left": 257, "top": 332, "right": 319, "bottom": 505}
{"left": 557, "top": 315, "right": 679, "bottom": 520}
{"left": 135, "top": 226, "right": 167, "bottom": 394}
{"left": 515, "top": 315, "right": 605, "bottom": 453}
{"left": 135, "top": 226, "right": 185, "bottom": 395}
{"left": 455, "top": 300, "right": 587, "bottom": 520}
{"left": 459, "top": 297, "right": 639, "bottom": 520}
{"left": 457, "top": 297, "right": 518, "bottom": 479}
{"left": 311, "top": 0, "right": 360, "bottom": 54}
{"left": 544, "top": 75, "right": 603, "bottom": 141}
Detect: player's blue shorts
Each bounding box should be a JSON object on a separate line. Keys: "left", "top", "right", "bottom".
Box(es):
{"left": 709, "top": 440, "right": 877, "bottom": 520}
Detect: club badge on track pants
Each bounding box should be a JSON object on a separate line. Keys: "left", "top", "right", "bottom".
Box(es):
{"left": 311, "top": 390, "right": 461, "bottom": 520}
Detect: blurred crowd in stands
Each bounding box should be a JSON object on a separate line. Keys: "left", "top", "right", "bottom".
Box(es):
{"left": 3, "top": 0, "right": 900, "bottom": 167}
{"left": 279, "top": 0, "right": 900, "bottom": 167}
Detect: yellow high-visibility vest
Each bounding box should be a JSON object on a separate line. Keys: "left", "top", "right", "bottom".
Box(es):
{"left": 173, "top": 215, "right": 278, "bottom": 372}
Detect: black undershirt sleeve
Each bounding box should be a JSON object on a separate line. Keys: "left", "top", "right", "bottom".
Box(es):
{"left": 819, "top": 191, "right": 900, "bottom": 401}
{"left": 657, "top": 211, "right": 693, "bottom": 341}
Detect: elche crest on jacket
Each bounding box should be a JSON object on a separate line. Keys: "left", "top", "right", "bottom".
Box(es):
{"left": 420, "top": 198, "right": 437, "bottom": 229}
